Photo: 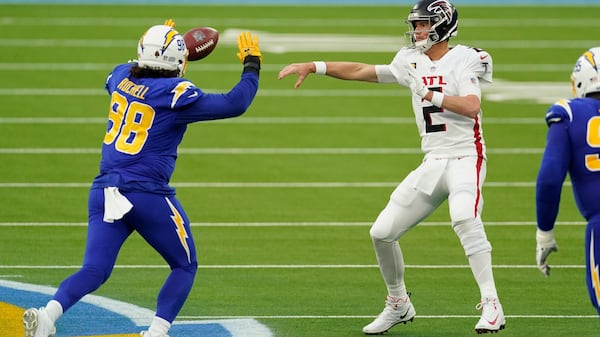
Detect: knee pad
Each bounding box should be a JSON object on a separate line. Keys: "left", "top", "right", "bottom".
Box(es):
{"left": 452, "top": 218, "right": 491, "bottom": 256}
{"left": 370, "top": 203, "right": 398, "bottom": 242}
{"left": 370, "top": 201, "right": 414, "bottom": 243}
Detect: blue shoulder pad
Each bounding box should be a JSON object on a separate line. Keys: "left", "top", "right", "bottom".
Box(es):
{"left": 170, "top": 80, "right": 203, "bottom": 109}
{"left": 545, "top": 99, "right": 573, "bottom": 125}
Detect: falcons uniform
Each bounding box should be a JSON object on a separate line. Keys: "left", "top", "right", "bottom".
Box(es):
{"left": 52, "top": 62, "right": 259, "bottom": 322}
{"left": 389, "top": 45, "right": 491, "bottom": 158}
{"left": 372, "top": 45, "right": 492, "bottom": 235}
{"left": 537, "top": 98, "right": 600, "bottom": 314}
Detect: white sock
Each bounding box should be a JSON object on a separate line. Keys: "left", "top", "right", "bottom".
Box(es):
{"left": 148, "top": 316, "right": 171, "bottom": 336}
{"left": 45, "top": 300, "right": 63, "bottom": 323}
{"left": 468, "top": 251, "right": 498, "bottom": 299}
{"left": 387, "top": 283, "right": 408, "bottom": 299}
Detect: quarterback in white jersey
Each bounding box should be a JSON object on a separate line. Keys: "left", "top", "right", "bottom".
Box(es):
{"left": 278, "top": 0, "right": 504, "bottom": 335}
{"left": 386, "top": 45, "right": 491, "bottom": 158}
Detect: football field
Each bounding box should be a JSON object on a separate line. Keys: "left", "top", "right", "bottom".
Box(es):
{"left": 1, "top": 3, "right": 599, "bottom": 336}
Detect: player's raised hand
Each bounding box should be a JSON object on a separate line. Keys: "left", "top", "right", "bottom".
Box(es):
{"left": 237, "top": 32, "right": 262, "bottom": 64}
{"left": 536, "top": 229, "right": 558, "bottom": 277}
{"left": 278, "top": 63, "right": 315, "bottom": 89}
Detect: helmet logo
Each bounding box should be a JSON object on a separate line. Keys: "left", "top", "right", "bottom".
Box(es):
{"left": 427, "top": 0, "right": 454, "bottom": 23}
{"left": 161, "top": 29, "right": 179, "bottom": 55}
{"left": 584, "top": 50, "right": 598, "bottom": 72}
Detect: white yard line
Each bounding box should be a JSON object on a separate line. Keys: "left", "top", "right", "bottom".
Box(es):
{"left": 0, "top": 181, "right": 551, "bottom": 188}
{"left": 0, "top": 116, "right": 543, "bottom": 124}
{"left": 177, "top": 314, "right": 599, "bottom": 319}
{"left": 0, "top": 264, "right": 585, "bottom": 269}
{"left": 0, "top": 148, "right": 545, "bottom": 154}
{"left": 0, "top": 221, "right": 586, "bottom": 227}
{"left": 0, "top": 83, "right": 571, "bottom": 104}
{"left": 0, "top": 62, "right": 574, "bottom": 72}
{"left": 0, "top": 17, "right": 597, "bottom": 28}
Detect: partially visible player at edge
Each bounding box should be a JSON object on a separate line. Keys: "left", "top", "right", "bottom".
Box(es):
{"left": 22, "top": 20, "right": 262, "bottom": 337}
{"left": 278, "top": 0, "right": 505, "bottom": 334}
{"left": 535, "top": 47, "right": 600, "bottom": 316}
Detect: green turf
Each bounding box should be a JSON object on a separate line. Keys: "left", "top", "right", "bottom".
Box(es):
{"left": 1, "top": 3, "right": 599, "bottom": 337}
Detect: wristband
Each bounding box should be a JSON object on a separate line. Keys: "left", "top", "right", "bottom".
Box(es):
{"left": 243, "top": 55, "right": 261, "bottom": 75}
{"left": 430, "top": 91, "right": 444, "bottom": 108}
{"left": 313, "top": 61, "right": 327, "bottom": 75}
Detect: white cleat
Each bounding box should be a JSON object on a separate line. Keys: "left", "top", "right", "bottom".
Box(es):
{"left": 23, "top": 308, "right": 56, "bottom": 337}
{"left": 140, "top": 331, "right": 170, "bottom": 337}
{"left": 362, "top": 295, "right": 416, "bottom": 335}
{"left": 475, "top": 297, "right": 506, "bottom": 334}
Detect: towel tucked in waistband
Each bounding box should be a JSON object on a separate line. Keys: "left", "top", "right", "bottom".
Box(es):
{"left": 103, "top": 187, "right": 133, "bottom": 223}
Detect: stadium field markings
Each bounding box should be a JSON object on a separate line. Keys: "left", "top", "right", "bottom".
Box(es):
{"left": 0, "top": 81, "right": 570, "bottom": 103}
{"left": 0, "top": 62, "right": 574, "bottom": 72}
{"left": 178, "top": 314, "right": 599, "bottom": 319}
{"left": 0, "top": 17, "right": 597, "bottom": 28}
{"left": 0, "top": 264, "right": 585, "bottom": 269}
{"left": 0, "top": 35, "right": 595, "bottom": 52}
{"left": 0, "top": 181, "right": 549, "bottom": 188}
{"left": 0, "top": 116, "right": 545, "bottom": 124}
{"left": 0, "top": 148, "right": 545, "bottom": 154}
{"left": 0, "top": 221, "right": 585, "bottom": 227}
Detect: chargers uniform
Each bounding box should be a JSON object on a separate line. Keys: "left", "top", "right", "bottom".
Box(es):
{"left": 22, "top": 23, "right": 263, "bottom": 337}
{"left": 52, "top": 62, "right": 259, "bottom": 323}
{"left": 536, "top": 98, "right": 600, "bottom": 314}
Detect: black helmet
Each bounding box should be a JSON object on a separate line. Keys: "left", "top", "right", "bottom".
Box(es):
{"left": 405, "top": 0, "right": 458, "bottom": 52}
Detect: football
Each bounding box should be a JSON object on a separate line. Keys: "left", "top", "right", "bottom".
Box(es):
{"left": 183, "top": 27, "right": 219, "bottom": 61}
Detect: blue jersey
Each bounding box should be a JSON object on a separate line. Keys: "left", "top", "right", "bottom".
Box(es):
{"left": 91, "top": 63, "right": 259, "bottom": 194}
{"left": 536, "top": 98, "right": 600, "bottom": 230}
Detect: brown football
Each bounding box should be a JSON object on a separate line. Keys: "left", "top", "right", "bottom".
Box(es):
{"left": 183, "top": 27, "right": 219, "bottom": 61}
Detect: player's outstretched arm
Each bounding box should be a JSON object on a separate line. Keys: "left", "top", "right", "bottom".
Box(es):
{"left": 278, "top": 63, "right": 315, "bottom": 89}
{"left": 278, "top": 62, "right": 378, "bottom": 89}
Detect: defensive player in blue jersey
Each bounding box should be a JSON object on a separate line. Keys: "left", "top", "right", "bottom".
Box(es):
{"left": 22, "top": 21, "right": 262, "bottom": 337}
{"left": 536, "top": 47, "right": 600, "bottom": 316}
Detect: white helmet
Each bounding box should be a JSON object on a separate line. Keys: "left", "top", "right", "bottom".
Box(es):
{"left": 571, "top": 47, "right": 600, "bottom": 98}
{"left": 137, "top": 24, "right": 188, "bottom": 77}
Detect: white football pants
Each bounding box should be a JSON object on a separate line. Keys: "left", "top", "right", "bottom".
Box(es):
{"left": 369, "top": 156, "right": 496, "bottom": 298}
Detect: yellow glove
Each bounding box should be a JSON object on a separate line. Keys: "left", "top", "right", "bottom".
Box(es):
{"left": 164, "top": 19, "right": 176, "bottom": 27}
{"left": 236, "top": 31, "right": 262, "bottom": 64}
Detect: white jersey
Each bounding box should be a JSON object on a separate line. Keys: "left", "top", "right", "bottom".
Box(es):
{"left": 379, "top": 45, "right": 492, "bottom": 159}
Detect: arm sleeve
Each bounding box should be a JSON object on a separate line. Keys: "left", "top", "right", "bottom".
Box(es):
{"left": 175, "top": 71, "right": 259, "bottom": 124}
{"left": 536, "top": 119, "right": 571, "bottom": 231}
{"left": 375, "top": 65, "right": 399, "bottom": 84}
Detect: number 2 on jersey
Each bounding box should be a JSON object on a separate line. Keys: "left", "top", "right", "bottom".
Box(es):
{"left": 423, "top": 87, "right": 445, "bottom": 133}
{"left": 104, "top": 92, "right": 155, "bottom": 155}
{"left": 586, "top": 116, "right": 600, "bottom": 171}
